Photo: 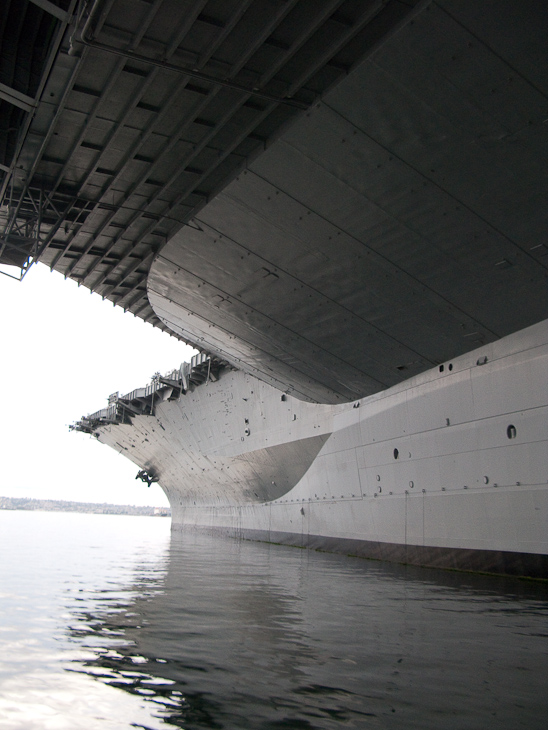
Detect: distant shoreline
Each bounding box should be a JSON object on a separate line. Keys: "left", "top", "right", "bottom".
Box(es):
{"left": 0, "top": 496, "right": 170, "bottom": 517}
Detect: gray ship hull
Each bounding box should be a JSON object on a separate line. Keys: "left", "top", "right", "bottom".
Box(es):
{"left": 84, "top": 319, "right": 548, "bottom": 578}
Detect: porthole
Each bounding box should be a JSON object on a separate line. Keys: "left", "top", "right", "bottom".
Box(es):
{"left": 393, "top": 448, "right": 399, "bottom": 459}
{"left": 507, "top": 424, "right": 517, "bottom": 439}
{"left": 439, "top": 364, "right": 444, "bottom": 373}
{"left": 448, "top": 363, "right": 453, "bottom": 371}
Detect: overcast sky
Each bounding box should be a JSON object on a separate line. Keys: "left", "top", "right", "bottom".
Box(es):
{"left": 0, "top": 264, "right": 197, "bottom": 507}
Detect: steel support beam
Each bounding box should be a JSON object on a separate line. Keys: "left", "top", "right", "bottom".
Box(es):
{"left": 0, "top": 82, "right": 36, "bottom": 113}
{"left": 29, "top": 0, "right": 70, "bottom": 22}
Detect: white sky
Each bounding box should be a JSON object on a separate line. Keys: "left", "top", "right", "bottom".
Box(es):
{"left": 0, "top": 264, "right": 197, "bottom": 507}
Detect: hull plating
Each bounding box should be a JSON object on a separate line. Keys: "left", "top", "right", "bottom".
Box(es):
{"left": 95, "top": 321, "right": 548, "bottom": 577}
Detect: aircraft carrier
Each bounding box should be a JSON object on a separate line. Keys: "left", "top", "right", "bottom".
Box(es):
{"left": 1, "top": 0, "right": 547, "bottom": 576}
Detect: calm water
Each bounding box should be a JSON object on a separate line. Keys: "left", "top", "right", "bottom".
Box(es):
{"left": 0, "top": 511, "right": 547, "bottom": 730}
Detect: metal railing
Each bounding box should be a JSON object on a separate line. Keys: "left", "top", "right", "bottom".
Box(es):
{"left": 71, "top": 354, "right": 229, "bottom": 434}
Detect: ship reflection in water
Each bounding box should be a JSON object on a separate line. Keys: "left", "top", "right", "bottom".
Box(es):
{"left": 65, "top": 530, "right": 548, "bottom": 730}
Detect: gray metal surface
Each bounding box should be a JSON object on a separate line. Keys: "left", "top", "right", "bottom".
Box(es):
{"left": 3, "top": 1, "right": 547, "bottom": 401}
{"left": 148, "top": 0, "right": 548, "bottom": 401}
{"left": 88, "top": 319, "right": 548, "bottom": 577}
{"left": 1, "top": 0, "right": 412, "bottom": 336}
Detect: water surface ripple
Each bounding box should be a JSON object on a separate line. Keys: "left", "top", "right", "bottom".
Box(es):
{"left": 0, "top": 511, "right": 546, "bottom": 729}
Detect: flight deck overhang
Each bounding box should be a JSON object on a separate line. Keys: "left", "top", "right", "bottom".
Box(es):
{"left": 148, "top": 0, "right": 548, "bottom": 403}
{"left": 1, "top": 0, "right": 418, "bottom": 339}
{"left": 2, "top": 1, "right": 547, "bottom": 403}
